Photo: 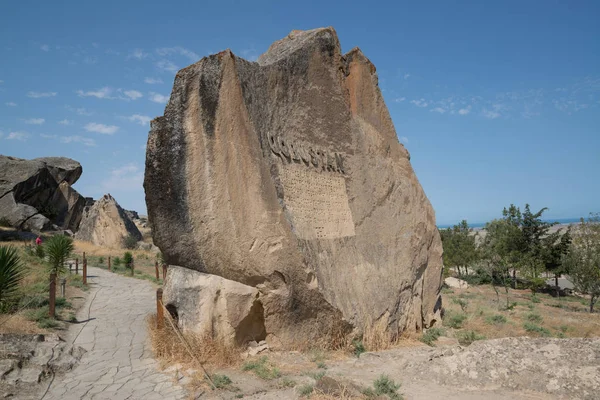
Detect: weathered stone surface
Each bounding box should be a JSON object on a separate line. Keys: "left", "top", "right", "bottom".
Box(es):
{"left": 145, "top": 27, "right": 443, "bottom": 346}
{"left": 444, "top": 277, "right": 469, "bottom": 289}
{"left": 75, "top": 194, "right": 142, "bottom": 248}
{"left": 163, "top": 266, "right": 266, "bottom": 346}
{"left": 0, "top": 155, "right": 85, "bottom": 231}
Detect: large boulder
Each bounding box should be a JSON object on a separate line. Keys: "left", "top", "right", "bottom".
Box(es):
{"left": 75, "top": 194, "right": 142, "bottom": 248}
{"left": 0, "top": 155, "right": 86, "bottom": 232}
{"left": 145, "top": 27, "right": 443, "bottom": 346}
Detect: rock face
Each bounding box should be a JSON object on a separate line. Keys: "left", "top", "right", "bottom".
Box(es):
{"left": 145, "top": 27, "right": 443, "bottom": 346}
{"left": 0, "top": 155, "right": 86, "bottom": 232}
{"left": 75, "top": 194, "right": 142, "bottom": 248}
{"left": 164, "top": 266, "right": 267, "bottom": 346}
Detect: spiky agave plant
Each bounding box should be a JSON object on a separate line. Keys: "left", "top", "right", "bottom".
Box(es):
{"left": 0, "top": 246, "right": 26, "bottom": 310}
{"left": 45, "top": 235, "right": 74, "bottom": 276}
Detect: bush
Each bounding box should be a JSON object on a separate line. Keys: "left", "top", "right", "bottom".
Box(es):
{"left": 0, "top": 217, "right": 12, "bottom": 227}
{"left": 98, "top": 257, "right": 104, "bottom": 264}
{"left": 122, "top": 235, "right": 138, "bottom": 250}
{"left": 523, "top": 322, "right": 550, "bottom": 336}
{"left": 123, "top": 252, "right": 134, "bottom": 269}
{"left": 363, "top": 375, "right": 403, "bottom": 400}
{"left": 420, "top": 327, "right": 445, "bottom": 346}
{"left": 445, "top": 312, "right": 467, "bottom": 329}
{"left": 452, "top": 298, "right": 468, "bottom": 312}
{"left": 486, "top": 314, "right": 507, "bottom": 325}
{"left": 298, "top": 384, "right": 314, "bottom": 397}
{"left": 353, "top": 339, "right": 366, "bottom": 357}
{"left": 456, "top": 330, "right": 485, "bottom": 345}
{"left": 113, "top": 257, "right": 122, "bottom": 266}
{"left": 0, "top": 246, "right": 26, "bottom": 310}
{"left": 526, "top": 313, "right": 543, "bottom": 323}
{"left": 211, "top": 374, "right": 232, "bottom": 389}
{"left": 242, "top": 356, "right": 281, "bottom": 380}
{"left": 35, "top": 245, "right": 45, "bottom": 259}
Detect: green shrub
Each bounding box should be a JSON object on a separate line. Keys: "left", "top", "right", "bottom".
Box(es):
{"left": 420, "top": 327, "right": 445, "bottom": 346}
{"left": 279, "top": 377, "right": 296, "bottom": 388}
{"left": 316, "top": 361, "right": 327, "bottom": 369}
{"left": 452, "top": 297, "right": 468, "bottom": 312}
{"left": 456, "top": 330, "right": 485, "bottom": 345}
{"left": 0, "top": 246, "right": 26, "bottom": 310}
{"left": 363, "top": 375, "right": 403, "bottom": 399}
{"left": 122, "top": 235, "right": 138, "bottom": 250}
{"left": 45, "top": 235, "right": 73, "bottom": 275}
{"left": 486, "top": 314, "right": 507, "bottom": 325}
{"left": 113, "top": 257, "right": 122, "bottom": 266}
{"left": 446, "top": 312, "right": 467, "bottom": 329}
{"left": 526, "top": 313, "right": 543, "bottom": 323}
{"left": 0, "top": 217, "right": 11, "bottom": 227}
{"left": 35, "top": 245, "right": 45, "bottom": 259}
{"left": 123, "top": 252, "right": 133, "bottom": 269}
{"left": 242, "top": 356, "right": 281, "bottom": 380}
{"left": 306, "top": 370, "right": 325, "bottom": 380}
{"left": 523, "top": 322, "right": 550, "bottom": 336}
{"left": 353, "top": 339, "right": 366, "bottom": 357}
{"left": 38, "top": 318, "right": 60, "bottom": 329}
{"left": 531, "top": 294, "right": 541, "bottom": 303}
{"left": 98, "top": 257, "right": 104, "bottom": 264}
{"left": 211, "top": 374, "right": 232, "bottom": 389}
{"left": 298, "top": 384, "right": 314, "bottom": 397}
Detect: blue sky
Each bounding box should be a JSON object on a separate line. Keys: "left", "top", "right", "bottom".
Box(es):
{"left": 1, "top": 0, "right": 598, "bottom": 225}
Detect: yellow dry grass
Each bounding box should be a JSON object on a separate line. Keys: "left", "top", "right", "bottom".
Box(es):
{"left": 146, "top": 314, "right": 240, "bottom": 370}
{"left": 0, "top": 314, "right": 44, "bottom": 334}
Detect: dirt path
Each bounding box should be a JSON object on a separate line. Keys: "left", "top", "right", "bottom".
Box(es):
{"left": 40, "top": 267, "right": 187, "bottom": 400}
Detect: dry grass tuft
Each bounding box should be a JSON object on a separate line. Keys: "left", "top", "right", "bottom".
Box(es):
{"left": 147, "top": 314, "right": 240, "bottom": 369}
{"left": 363, "top": 319, "right": 423, "bottom": 352}
{"left": 310, "top": 387, "right": 366, "bottom": 399}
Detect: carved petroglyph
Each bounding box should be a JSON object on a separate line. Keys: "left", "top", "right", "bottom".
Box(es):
{"left": 267, "top": 132, "right": 346, "bottom": 174}
{"left": 279, "top": 165, "right": 355, "bottom": 240}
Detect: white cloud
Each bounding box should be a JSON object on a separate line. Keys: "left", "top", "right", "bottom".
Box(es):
{"left": 394, "top": 97, "right": 406, "bottom": 103}
{"left": 41, "top": 44, "right": 50, "bottom": 52}
{"left": 27, "top": 91, "right": 57, "bottom": 98}
{"left": 400, "top": 136, "right": 409, "bottom": 144}
{"left": 123, "top": 90, "right": 143, "bottom": 100}
{"left": 58, "top": 119, "right": 73, "bottom": 125}
{"left": 83, "top": 56, "right": 98, "bottom": 65}
{"left": 40, "top": 134, "right": 96, "bottom": 146}
{"left": 7, "top": 131, "right": 29, "bottom": 141}
{"left": 85, "top": 123, "right": 119, "bottom": 135}
{"left": 25, "top": 118, "right": 45, "bottom": 125}
{"left": 430, "top": 107, "right": 446, "bottom": 114}
{"left": 410, "top": 99, "right": 429, "bottom": 108}
{"left": 66, "top": 106, "right": 94, "bottom": 116}
{"left": 77, "top": 87, "right": 114, "bottom": 99}
{"left": 101, "top": 163, "right": 144, "bottom": 192}
{"left": 127, "top": 114, "right": 152, "bottom": 126}
{"left": 129, "top": 49, "right": 149, "bottom": 60}
{"left": 144, "top": 77, "right": 163, "bottom": 84}
{"left": 403, "top": 73, "right": 411, "bottom": 80}
{"left": 5, "top": 102, "right": 17, "bottom": 107}
{"left": 482, "top": 109, "right": 501, "bottom": 119}
{"left": 458, "top": 107, "right": 471, "bottom": 115}
{"left": 156, "top": 46, "right": 199, "bottom": 62}
{"left": 149, "top": 92, "right": 169, "bottom": 104}
{"left": 156, "top": 60, "right": 179, "bottom": 73}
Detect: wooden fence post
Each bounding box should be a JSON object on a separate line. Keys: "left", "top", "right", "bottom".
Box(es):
{"left": 49, "top": 272, "right": 56, "bottom": 318}
{"left": 155, "top": 261, "right": 159, "bottom": 280}
{"left": 156, "top": 288, "right": 164, "bottom": 329}
{"left": 108, "top": 256, "right": 111, "bottom": 271}
{"left": 162, "top": 263, "right": 167, "bottom": 281}
{"left": 83, "top": 258, "right": 87, "bottom": 285}
{"left": 131, "top": 258, "right": 135, "bottom": 276}
{"left": 75, "top": 258, "right": 79, "bottom": 275}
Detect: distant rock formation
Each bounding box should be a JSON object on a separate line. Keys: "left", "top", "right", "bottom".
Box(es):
{"left": 0, "top": 156, "right": 86, "bottom": 232}
{"left": 145, "top": 27, "right": 443, "bottom": 346}
{"left": 75, "top": 194, "right": 142, "bottom": 248}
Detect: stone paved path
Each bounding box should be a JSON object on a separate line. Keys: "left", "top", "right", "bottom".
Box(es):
{"left": 41, "top": 267, "right": 187, "bottom": 400}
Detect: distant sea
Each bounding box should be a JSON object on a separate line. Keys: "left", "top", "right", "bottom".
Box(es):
{"left": 437, "top": 217, "right": 582, "bottom": 230}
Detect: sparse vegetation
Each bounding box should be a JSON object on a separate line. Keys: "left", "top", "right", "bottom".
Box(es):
{"left": 122, "top": 234, "right": 138, "bottom": 250}
{"left": 523, "top": 322, "right": 551, "bottom": 336}
{"left": 420, "top": 327, "right": 444, "bottom": 346}
{"left": 211, "top": 374, "right": 232, "bottom": 389}
{"left": 455, "top": 330, "right": 485, "bottom": 345}
{"left": 486, "top": 314, "right": 507, "bottom": 325}
{"left": 363, "top": 374, "right": 403, "bottom": 400}
{"left": 298, "top": 384, "right": 314, "bottom": 397}
{"left": 352, "top": 339, "right": 365, "bottom": 357}
{"left": 242, "top": 356, "right": 281, "bottom": 380}
{"left": 445, "top": 312, "right": 467, "bottom": 329}
{"left": 0, "top": 246, "right": 26, "bottom": 311}
{"left": 0, "top": 217, "right": 11, "bottom": 227}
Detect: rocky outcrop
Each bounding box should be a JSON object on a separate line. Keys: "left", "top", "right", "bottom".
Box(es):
{"left": 145, "top": 27, "right": 443, "bottom": 346}
{"left": 0, "top": 155, "right": 86, "bottom": 232}
{"left": 75, "top": 194, "right": 142, "bottom": 248}
{"left": 164, "top": 266, "right": 267, "bottom": 346}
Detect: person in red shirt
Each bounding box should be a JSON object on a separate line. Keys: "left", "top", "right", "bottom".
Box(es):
{"left": 35, "top": 236, "right": 42, "bottom": 246}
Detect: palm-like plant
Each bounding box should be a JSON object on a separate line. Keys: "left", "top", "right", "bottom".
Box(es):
{"left": 0, "top": 246, "right": 26, "bottom": 310}
{"left": 45, "top": 235, "right": 74, "bottom": 276}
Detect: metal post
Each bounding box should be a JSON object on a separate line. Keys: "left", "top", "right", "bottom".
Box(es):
{"left": 83, "top": 258, "right": 87, "bottom": 285}
{"left": 156, "top": 288, "right": 164, "bottom": 329}
{"left": 108, "top": 256, "right": 111, "bottom": 271}
{"left": 155, "top": 261, "right": 159, "bottom": 280}
{"left": 75, "top": 258, "right": 79, "bottom": 275}
{"left": 60, "top": 278, "right": 66, "bottom": 298}
{"left": 49, "top": 273, "right": 56, "bottom": 318}
{"left": 131, "top": 258, "right": 134, "bottom": 276}
{"left": 162, "top": 263, "right": 167, "bottom": 281}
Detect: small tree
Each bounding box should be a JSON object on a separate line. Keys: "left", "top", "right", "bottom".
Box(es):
{"left": 44, "top": 235, "right": 74, "bottom": 318}
{"left": 563, "top": 213, "right": 600, "bottom": 313}
{"left": 122, "top": 235, "right": 138, "bottom": 250}
{"left": 123, "top": 252, "right": 134, "bottom": 269}
{"left": 0, "top": 246, "right": 26, "bottom": 311}
{"left": 440, "top": 220, "right": 478, "bottom": 277}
